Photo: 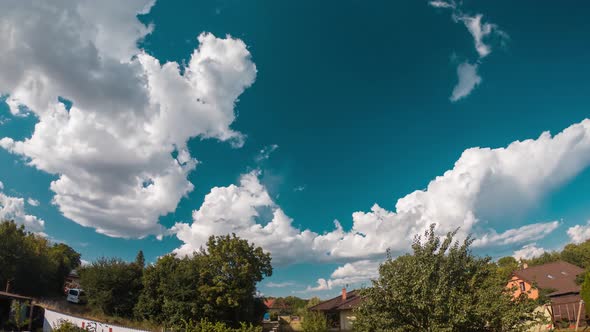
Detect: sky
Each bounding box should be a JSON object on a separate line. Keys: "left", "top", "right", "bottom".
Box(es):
{"left": 1, "top": 0, "right": 590, "bottom": 298}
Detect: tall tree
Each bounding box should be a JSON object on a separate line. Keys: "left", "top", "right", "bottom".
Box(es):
{"left": 354, "top": 225, "right": 543, "bottom": 332}
{"left": 0, "top": 220, "right": 81, "bottom": 296}
{"left": 135, "top": 234, "right": 272, "bottom": 326}
{"left": 79, "top": 257, "right": 143, "bottom": 317}
{"left": 134, "top": 250, "right": 145, "bottom": 269}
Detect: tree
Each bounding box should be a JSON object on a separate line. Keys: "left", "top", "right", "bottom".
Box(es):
{"left": 79, "top": 257, "right": 143, "bottom": 317}
{"left": 561, "top": 241, "right": 590, "bottom": 268}
{"left": 134, "top": 250, "right": 145, "bottom": 269}
{"left": 0, "top": 220, "right": 81, "bottom": 296}
{"left": 49, "top": 243, "right": 81, "bottom": 293}
{"left": 135, "top": 234, "right": 272, "bottom": 326}
{"left": 523, "top": 251, "right": 561, "bottom": 267}
{"left": 496, "top": 256, "right": 519, "bottom": 281}
{"left": 354, "top": 224, "right": 543, "bottom": 332}
{"left": 581, "top": 273, "right": 590, "bottom": 315}
{"left": 301, "top": 311, "right": 327, "bottom": 332}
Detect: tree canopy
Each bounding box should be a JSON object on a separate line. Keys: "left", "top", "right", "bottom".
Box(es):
{"left": 135, "top": 234, "right": 272, "bottom": 327}
{"left": 354, "top": 224, "right": 543, "bottom": 332}
{"left": 0, "top": 220, "right": 80, "bottom": 296}
{"left": 79, "top": 255, "right": 143, "bottom": 317}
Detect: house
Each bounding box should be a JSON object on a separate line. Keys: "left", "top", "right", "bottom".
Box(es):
{"left": 309, "top": 288, "right": 362, "bottom": 331}
{"left": 507, "top": 261, "right": 585, "bottom": 324}
{"left": 264, "top": 298, "right": 290, "bottom": 314}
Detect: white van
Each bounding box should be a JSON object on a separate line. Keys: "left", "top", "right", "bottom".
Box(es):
{"left": 66, "top": 288, "right": 87, "bottom": 304}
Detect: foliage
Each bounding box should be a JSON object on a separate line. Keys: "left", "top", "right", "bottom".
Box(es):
{"left": 52, "top": 320, "right": 86, "bottom": 332}
{"left": 135, "top": 234, "right": 272, "bottom": 327}
{"left": 354, "top": 224, "right": 544, "bottom": 332}
{"left": 496, "top": 256, "right": 519, "bottom": 281}
{"left": 135, "top": 250, "right": 145, "bottom": 269}
{"left": 10, "top": 300, "right": 30, "bottom": 330}
{"left": 581, "top": 273, "right": 590, "bottom": 315}
{"left": 173, "top": 319, "right": 262, "bottom": 332}
{"left": 79, "top": 254, "right": 143, "bottom": 317}
{"left": 561, "top": 241, "right": 590, "bottom": 268}
{"left": 522, "top": 251, "right": 561, "bottom": 267}
{"left": 301, "top": 310, "right": 327, "bottom": 332}
{"left": 0, "top": 220, "right": 81, "bottom": 296}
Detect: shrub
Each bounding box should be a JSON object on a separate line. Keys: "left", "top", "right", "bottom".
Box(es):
{"left": 53, "top": 320, "right": 86, "bottom": 332}
{"left": 301, "top": 311, "right": 327, "bottom": 332}
{"left": 173, "top": 318, "right": 262, "bottom": 332}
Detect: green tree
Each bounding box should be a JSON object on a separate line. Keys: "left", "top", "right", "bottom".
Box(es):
{"left": 561, "top": 241, "right": 590, "bottom": 268}
{"left": 496, "top": 256, "right": 519, "bottom": 281}
{"left": 354, "top": 225, "right": 543, "bottom": 332}
{"left": 79, "top": 257, "right": 143, "bottom": 317}
{"left": 581, "top": 273, "right": 590, "bottom": 315}
{"left": 523, "top": 251, "right": 561, "bottom": 267}
{"left": 134, "top": 250, "right": 145, "bottom": 269}
{"left": 301, "top": 311, "right": 327, "bottom": 332}
{"left": 135, "top": 234, "right": 272, "bottom": 326}
{"left": 0, "top": 220, "right": 81, "bottom": 296}
{"left": 49, "top": 243, "right": 81, "bottom": 293}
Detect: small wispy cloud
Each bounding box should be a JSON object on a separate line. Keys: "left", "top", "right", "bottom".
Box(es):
{"left": 428, "top": 0, "right": 508, "bottom": 102}
{"left": 27, "top": 198, "right": 40, "bottom": 206}
{"left": 266, "top": 281, "right": 296, "bottom": 288}
{"left": 450, "top": 61, "right": 481, "bottom": 102}
{"left": 255, "top": 144, "right": 279, "bottom": 162}
{"left": 293, "top": 185, "right": 306, "bottom": 192}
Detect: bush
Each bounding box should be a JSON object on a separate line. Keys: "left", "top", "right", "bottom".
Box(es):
{"left": 53, "top": 320, "right": 86, "bottom": 332}
{"left": 172, "top": 319, "right": 262, "bottom": 332}
{"left": 301, "top": 311, "right": 327, "bottom": 332}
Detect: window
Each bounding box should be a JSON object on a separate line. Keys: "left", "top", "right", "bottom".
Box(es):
{"left": 69, "top": 289, "right": 78, "bottom": 296}
{"left": 519, "top": 282, "right": 526, "bottom": 292}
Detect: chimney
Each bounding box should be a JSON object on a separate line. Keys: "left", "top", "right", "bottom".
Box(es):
{"left": 342, "top": 288, "right": 347, "bottom": 301}
{"left": 522, "top": 263, "right": 528, "bottom": 269}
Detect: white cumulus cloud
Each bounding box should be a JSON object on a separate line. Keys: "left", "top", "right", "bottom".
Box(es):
{"left": 174, "top": 120, "right": 590, "bottom": 290}
{"left": 0, "top": 181, "right": 45, "bottom": 232}
{"left": 0, "top": 1, "right": 256, "bottom": 238}
{"left": 513, "top": 243, "right": 546, "bottom": 260}
{"left": 567, "top": 221, "right": 590, "bottom": 244}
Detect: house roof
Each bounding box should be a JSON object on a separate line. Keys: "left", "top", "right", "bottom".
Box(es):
{"left": 309, "top": 290, "right": 362, "bottom": 311}
{"left": 264, "top": 298, "right": 290, "bottom": 309}
{"left": 513, "top": 261, "right": 584, "bottom": 296}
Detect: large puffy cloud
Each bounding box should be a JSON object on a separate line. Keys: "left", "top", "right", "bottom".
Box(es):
{"left": 0, "top": 181, "right": 45, "bottom": 232}
{"left": 174, "top": 120, "right": 590, "bottom": 291}
{"left": 0, "top": 1, "right": 256, "bottom": 237}
{"left": 567, "top": 221, "right": 590, "bottom": 244}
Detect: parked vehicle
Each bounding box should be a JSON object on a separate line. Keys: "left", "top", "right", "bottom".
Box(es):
{"left": 66, "top": 288, "right": 87, "bottom": 304}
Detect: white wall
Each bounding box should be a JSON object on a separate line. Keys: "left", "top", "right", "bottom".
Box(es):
{"left": 339, "top": 310, "right": 355, "bottom": 331}
{"left": 43, "top": 308, "right": 151, "bottom": 332}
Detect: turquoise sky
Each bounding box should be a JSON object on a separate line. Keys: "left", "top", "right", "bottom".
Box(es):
{"left": 1, "top": 0, "right": 590, "bottom": 298}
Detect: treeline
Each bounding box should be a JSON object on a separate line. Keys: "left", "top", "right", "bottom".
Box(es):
{"left": 78, "top": 234, "right": 272, "bottom": 329}
{"left": 0, "top": 220, "right": 80, "bottom": 296}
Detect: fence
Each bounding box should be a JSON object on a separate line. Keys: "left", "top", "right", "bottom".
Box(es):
{"left": 549, "top": 301, "right": 587, "bottom": 329}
